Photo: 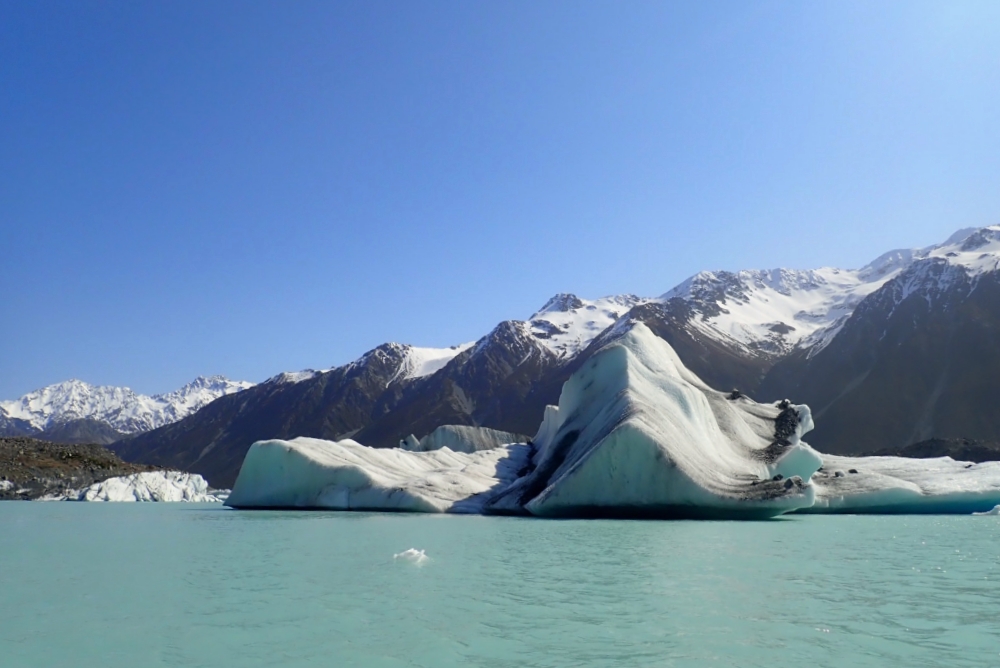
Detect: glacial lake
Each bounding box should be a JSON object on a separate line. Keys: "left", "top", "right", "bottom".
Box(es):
{"left": 2, "top": 503, "right": 999, "bottom": 667}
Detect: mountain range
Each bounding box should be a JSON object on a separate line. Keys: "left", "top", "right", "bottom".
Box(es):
{"left": 6, "top": 225, "right": 1000, "bottom": 487}
{"left": 0, "top": 376, "right": 253, "bottom": 444}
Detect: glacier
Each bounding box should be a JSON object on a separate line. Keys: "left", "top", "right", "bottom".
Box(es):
{"left": 45, "top": 471, "right": 226, "bottom": 502}
{"left": 225, "top": 321, "right": 1000, "bottom": 518}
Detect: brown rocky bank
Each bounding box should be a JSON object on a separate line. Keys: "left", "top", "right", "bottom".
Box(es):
{"left": 0, "top": 437, "right": 159, "bottom": 500}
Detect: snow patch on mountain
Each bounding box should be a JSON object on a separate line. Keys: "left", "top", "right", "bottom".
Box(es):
{"left": 661, "top": 266, "right": 910, "bottom": 356}
{"left": 397, "top": 343, "right": 474, "bottom": 380}
{"left": 0, "top": 376, "right": 253, "bottom": 434}
{"left": 528, "top": 293, "right": 648, "bottom": 358}
{"left": 658, "top": 225, "right": 1000, "bottom": 357}
{"left": 265, "top": 369, "right": 326, "bottom": 385}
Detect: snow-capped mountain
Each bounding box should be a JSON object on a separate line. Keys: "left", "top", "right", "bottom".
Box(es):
{"left": 528, "top": 294, "right": 647, "bottom": 358}
{"left": 657, "top": 226, "right": 1000, "bottom": 359}
{"left": 92, "top": 225, "right": 1000, "bottom": 485}
{"left": 0, "top": 376, "right": 254, "bottom": 436}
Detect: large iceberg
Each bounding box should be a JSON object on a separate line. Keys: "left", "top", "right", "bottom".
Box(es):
{"left": 225, "top": 322, "right": 1000, "bottom": 517}
{"left": 226, "top": 437, "right": 531, "bottom": 513}
{"left": 485, "top": 323, "right": 820, "bottom": 518}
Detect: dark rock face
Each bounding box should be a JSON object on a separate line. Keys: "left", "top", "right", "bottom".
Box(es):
{"left": 36, "top": 418, "right": 126, "bottom": 446}
{"left": 355, "top": 321, "right": 560, "bottom": 448}
{"left": 113, "top": 343, "right": 416, "bottom": 488}
{"left": 0, "top": 437, "right": 158, "bottom": 500}
{"left": 760, "top": 263, "right": 1000, "bottom": 455}
{"left": 0, "top": 415, "right": 40, "bottom": 438}
{"left": 877, "top": 438, "right": 1000, "bottom": 463}
{"left": 114, "top": 322, "right": 564, "bottom": 488}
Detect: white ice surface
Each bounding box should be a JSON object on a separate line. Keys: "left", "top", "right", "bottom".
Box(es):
{"left": 226, "top": 438, "right": 532, "bottom": 513}
{"left": 974, "top": 505, "right": 1000, "bottom": 516}
{"left": 799, "top": 455, "right": 1000, "bottom": 514}
{"left": 48, "top": 471, "right": 225, "bottom": 502}
{"left": 0, "top": 480, "right": 12, "bottom": 492}
{"left": 394, "top": 548, "right": 429, "bottom": 564}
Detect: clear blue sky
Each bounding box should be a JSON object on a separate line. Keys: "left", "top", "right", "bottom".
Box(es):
{"left": 2, "top": 1, "right": 999, "bottom": 398}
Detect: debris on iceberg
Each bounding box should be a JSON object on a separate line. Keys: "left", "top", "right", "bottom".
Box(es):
{"left": 225, "top": 437, "right": 532, "bottom": 513}
{"left": 47, "top": 471, "right": 226, "bottom": 502}
{"left": 798, "top": 456, "right": 1000, "bottom": 514}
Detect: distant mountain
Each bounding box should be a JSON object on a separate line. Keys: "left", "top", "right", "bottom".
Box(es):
{"left": 759, "top": 226, "right": 1000, "bottom": 454}
{"left": 91, "top": 225, "right": 1000, "bottom": 484}
{"left": 35, "top": 418, "right": 127, "bottom": 446}
{"left": 0, "top": 376, "right": 254, "bottom": 439}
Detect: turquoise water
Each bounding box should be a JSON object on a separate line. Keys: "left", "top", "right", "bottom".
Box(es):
{"left": 2, "top": 504, "right": 999, "bottom": 667}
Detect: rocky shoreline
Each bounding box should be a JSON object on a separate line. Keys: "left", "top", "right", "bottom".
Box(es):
{"left": 0, "top": 437, "right": 158, "bottom": 500}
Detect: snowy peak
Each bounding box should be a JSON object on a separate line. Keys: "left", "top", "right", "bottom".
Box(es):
{"left": 528, "top": 293, "right": 647, "bottom": 358}
{"left": 659, "top": 265, "right": 907, "bottom": 356}
{"left": 923, "top": 225, "right": 1000, "bottom": 277}
{"left": 653, "top": 226, "right": 1000, "bottom": 357}
{"left": 154, "top": 376, "right": 253, "bottom": 416}
{"left": 0, "top": 376, "right": 253, "bottom": 435}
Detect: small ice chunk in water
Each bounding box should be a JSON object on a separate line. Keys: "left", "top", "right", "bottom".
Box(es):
{"left": 973, "top": 505, "right": 1000, "bottom": 516}
{"left": 394, "top": 548, "right": 428, "bottom": 564}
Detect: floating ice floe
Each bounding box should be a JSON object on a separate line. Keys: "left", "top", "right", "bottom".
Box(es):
{"left": 972, "top": 505, "right": 1000, "bottom": 516}
{"left": 46, "top": 471, "right": 227, "bottom": 502}
{"left": 225, "top": 322, "right": 1000, "bottom": 518}
{"left": 393, "top": 548, "right": 429, "bottom": 564}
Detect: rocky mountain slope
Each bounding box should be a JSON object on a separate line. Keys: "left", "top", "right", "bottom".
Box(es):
{"left": 759, "top": 227, "right": 1000, "bottom": 454}
{"left": 64, "top": 225, "right": 1000, "bottom": 485}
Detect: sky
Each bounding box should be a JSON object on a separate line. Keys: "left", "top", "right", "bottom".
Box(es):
{"left": 2, "top": 1, "right": 999, "bottom": 398}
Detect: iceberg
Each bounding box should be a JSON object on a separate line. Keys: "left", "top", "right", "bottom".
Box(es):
{"left": 224, "top": 322, "right": 1000, "bottom": 518}
{"left": 393, "top": 548, "right": 429, "bottom": 564}
{"left": 485, "top": 323, "right": 820, "bottom": 518}
{"left": 798, "top": 455, "right": 1000, "bottom": 514}
{"left": 47, "top": 471, "right": 225, "bottom": 502}
{"left": 226, "top": 437, "right": 531, "bottom": 513}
